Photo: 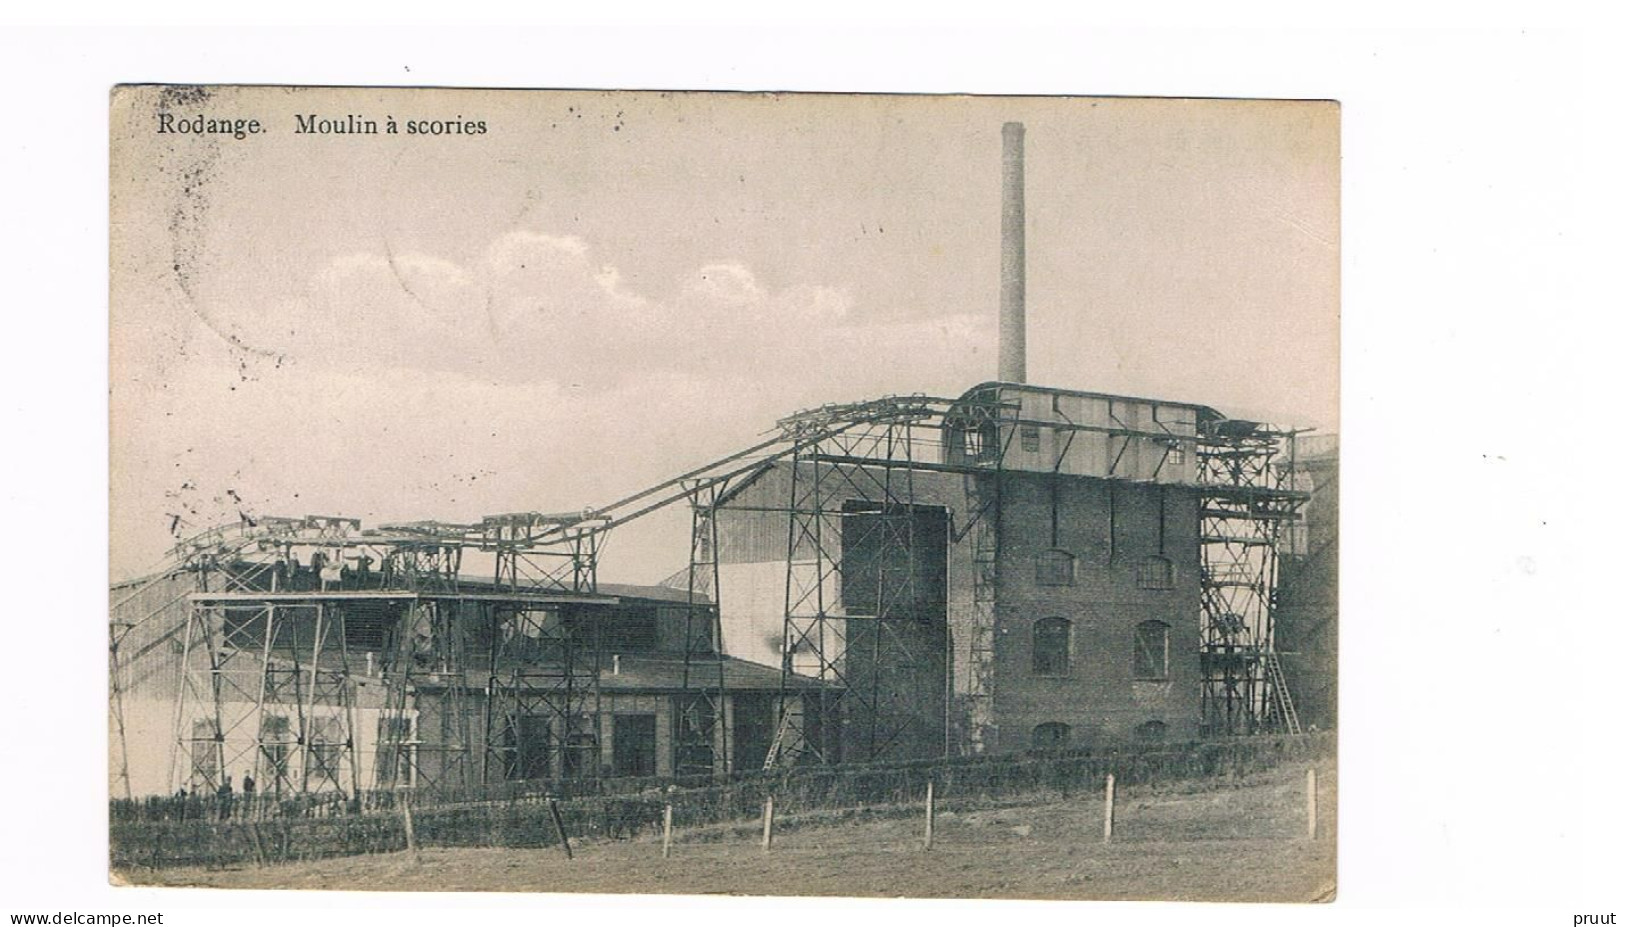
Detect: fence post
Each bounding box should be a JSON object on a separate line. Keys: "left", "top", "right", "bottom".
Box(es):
{"left": 1306, "top": 768, "right": 1318, "bottom": 840}
{"left": 1103, "top": 773, "right": 1115, "bottom": 844}
{"left": 548, "top": 798, "right": 574, "bottom": 860}
{"left": 923, "top": 779, "right": 935, "bottom": 851}
{"left": 662, "top": 803, "right": 674, "bottom": 859}
{"left": 761, "top": 795, "right": 775, "bottom": 851}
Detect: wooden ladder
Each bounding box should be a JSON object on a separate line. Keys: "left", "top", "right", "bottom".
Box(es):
{"left": 1265, "top": 652, "right": 1303, "bottom": 735}
{"left": 762, "top": 707, "right": 795, "bottom": 770}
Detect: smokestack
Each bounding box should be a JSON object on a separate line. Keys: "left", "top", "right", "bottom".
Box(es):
{"left": 999, "top": 121, "right": 1027, "bottom": 384}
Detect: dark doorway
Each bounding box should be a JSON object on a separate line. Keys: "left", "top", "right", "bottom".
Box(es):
{"left": 512, "top": 715, "right": 552, "bottom": 781}
{"left": 613, "top": 714, "right": 657, "bottom": 778}
{"left": 732, "top": 695, "right": 775, "bottom": 772}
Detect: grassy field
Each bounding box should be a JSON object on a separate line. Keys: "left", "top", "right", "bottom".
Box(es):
{"left": 122, "top": 759, "right": 1335, "bottom": 902}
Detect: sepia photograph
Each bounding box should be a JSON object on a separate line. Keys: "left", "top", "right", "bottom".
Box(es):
{"left": 107, "top": 85, "right": 1339, "bottom": 902}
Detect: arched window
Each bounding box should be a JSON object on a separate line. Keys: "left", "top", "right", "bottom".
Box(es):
{"left": 1036, "top": 549, "right": 1075, "bottom": 586}
{"left": 1032, "top": 722, "right": 1071, "bottom": 749}
{"left": 1135, "top": 720, "right": 1168, "bottom": 743}
{"left": 1032, "top": 617, "right": 1071, "bottom": 675}
{"left": 1133, "top": 620, "right": 1171, "bottom": 681}
{"left": 961, "top": 422, "right": 999, "bottom": 460}
{"left": 1137, "top": 555, "right": 1174, "bottom": 590}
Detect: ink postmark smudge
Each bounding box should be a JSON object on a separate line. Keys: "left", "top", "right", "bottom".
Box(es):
{"left": 156, "top": 85, "right": 282, "bottom": 367}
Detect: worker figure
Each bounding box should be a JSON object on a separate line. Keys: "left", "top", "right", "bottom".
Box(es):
{"left": 319, "top": 552, "right": 344, "bottom": 590}
{"left": 241, "top": 772, "right": 257, "bottom": 819}
{"left": 216, "top": 773, "right": 234, "bottom": 821}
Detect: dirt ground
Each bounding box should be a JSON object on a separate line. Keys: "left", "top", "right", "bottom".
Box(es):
{"left": 121, "top": 761, "right": 1336, "bottom": 903}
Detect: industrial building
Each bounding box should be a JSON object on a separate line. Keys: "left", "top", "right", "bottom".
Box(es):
{"left": 110, "top": 556, "right": 824, "bottom": 798}
{"left": 109, "top": 121, "right": 1327, "bottom": 800}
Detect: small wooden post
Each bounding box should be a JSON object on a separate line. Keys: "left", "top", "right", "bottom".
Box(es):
{"left": 1103, "top": 773, "right": 1116, "bottom": 844}
{"left": 1306, "top": 768, "right": 1318, "bottom": 840}
{"left": 761, "top": 795, "right": 775, "bottom": 851}
{"left": 923, "top": 779, "right": 936, "bottom": 851}
{"left": 548, "top": 798, "right": 574, "bottom": 860}
{"left": 662, "top": 803, "right": 674, "bottom": 859}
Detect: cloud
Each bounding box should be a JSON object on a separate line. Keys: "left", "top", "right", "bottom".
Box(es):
{"left": 258, "top": 230, "right": 987, "bottom": 396}
{"left": 113, "top": 229, "right": 998, "bottom": 581}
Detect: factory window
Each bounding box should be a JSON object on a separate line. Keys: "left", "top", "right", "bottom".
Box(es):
{"left": 962, "top": 427, "right": 984, "bottom": 458}
{"left": 961, "top": 422, "right": 999, "bottom": 461}
{"left": 1133, "top": 620, "right": 1171, "bottom": 681}
{"left": 1035, "top": 549, "right": 1075, "bottom": 586}
{"left": 374, "top": 713, "right": 417, "bottom": 789}
{"left": 1032, "top": 722, "right": 1071, "bottom": 750}
{"left": 1137, "top": 556, "right": 1175, "bottom": 590}
{"left": 1166, "top": 444, "right": 1186, "bottom": 466}
{"left": 613, "top": 714, "right": 658, "bottom": 778}
{"left": 259, "top": 715, "right": 291, "bottom": 793}
{"left": 1020, "top": 426, "right": 1041, "bottom": 453}
{"left": 307, "top": 717, "right": 346, "bottom": 790}
{"left": 1136, "top": 720, "right": 1168, "bottom": 743}
{"left": 189, "top": 719, "right": 221, "bottom": 790}
{"left": 1032, "top": 616, "right": 1072, "bottom": 676}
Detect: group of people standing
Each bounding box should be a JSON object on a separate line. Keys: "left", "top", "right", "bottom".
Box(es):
{"left": 176, "top": 771, "right": 257, "bottom": 820}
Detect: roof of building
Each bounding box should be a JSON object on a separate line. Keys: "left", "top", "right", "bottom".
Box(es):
{"left": 954, "top": 380, "right": 1226, "bottom": 422}
{"left": 109, "top": 572, "right": 708, "bottom": 608}
{"left": 598, "top": 654, "right": 827, "bottom": 692}
{"left": 447, "top": 577, "right": 709, "bottom": 607}
{"left": 411, "top": 653, "right": 827, "bottom": 694}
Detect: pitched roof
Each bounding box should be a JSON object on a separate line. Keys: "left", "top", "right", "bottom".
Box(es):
{"left": 597, "top": 653, "right": 826, "bottom": 692}
{"left": 414, "top": 654, "right": 828, "bottom": 694}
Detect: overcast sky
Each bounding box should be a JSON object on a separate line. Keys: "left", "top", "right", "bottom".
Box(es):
{"left": 110, "top": 87, "right": 1337, "bottom": 583}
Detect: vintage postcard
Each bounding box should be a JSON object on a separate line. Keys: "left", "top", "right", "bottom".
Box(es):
{"left": 109, "top": 85, "right": 1338, "bottom": 902}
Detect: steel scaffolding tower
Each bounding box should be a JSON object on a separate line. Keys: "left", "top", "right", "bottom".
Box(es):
{"left": 771, "top": 397, "right": 948, "bottom": 767}
{"left": 483, "top": 604, "right": 602, "bottom": 783}
{"left": 1196, "top": 421, "right": 1308, "bottom": 735}
{"left": 146, "top": 515, "right": 613, "bottom": 799}
{"left": 946, "top": 389, "right": 1018, "bottom": 756}
{"left": 676, "top": 481, "right": 729, "bottom": 778}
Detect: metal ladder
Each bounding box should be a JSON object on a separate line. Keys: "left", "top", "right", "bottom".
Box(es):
{"left": 1264, "top": 652, "right": 1303, "bottom": 735}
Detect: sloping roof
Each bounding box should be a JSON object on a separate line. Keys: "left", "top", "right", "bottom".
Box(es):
{"left": 599, "top": 653, "right": 827, "bottom": 692}
{"left": 421, "top": 654, "right": 828, "bottom": 694}
{"left": 111, "top": 570, "right": 711, "bottom": 609}
{"left": 390, "top": 576, "right": 709, "bottom": 607}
